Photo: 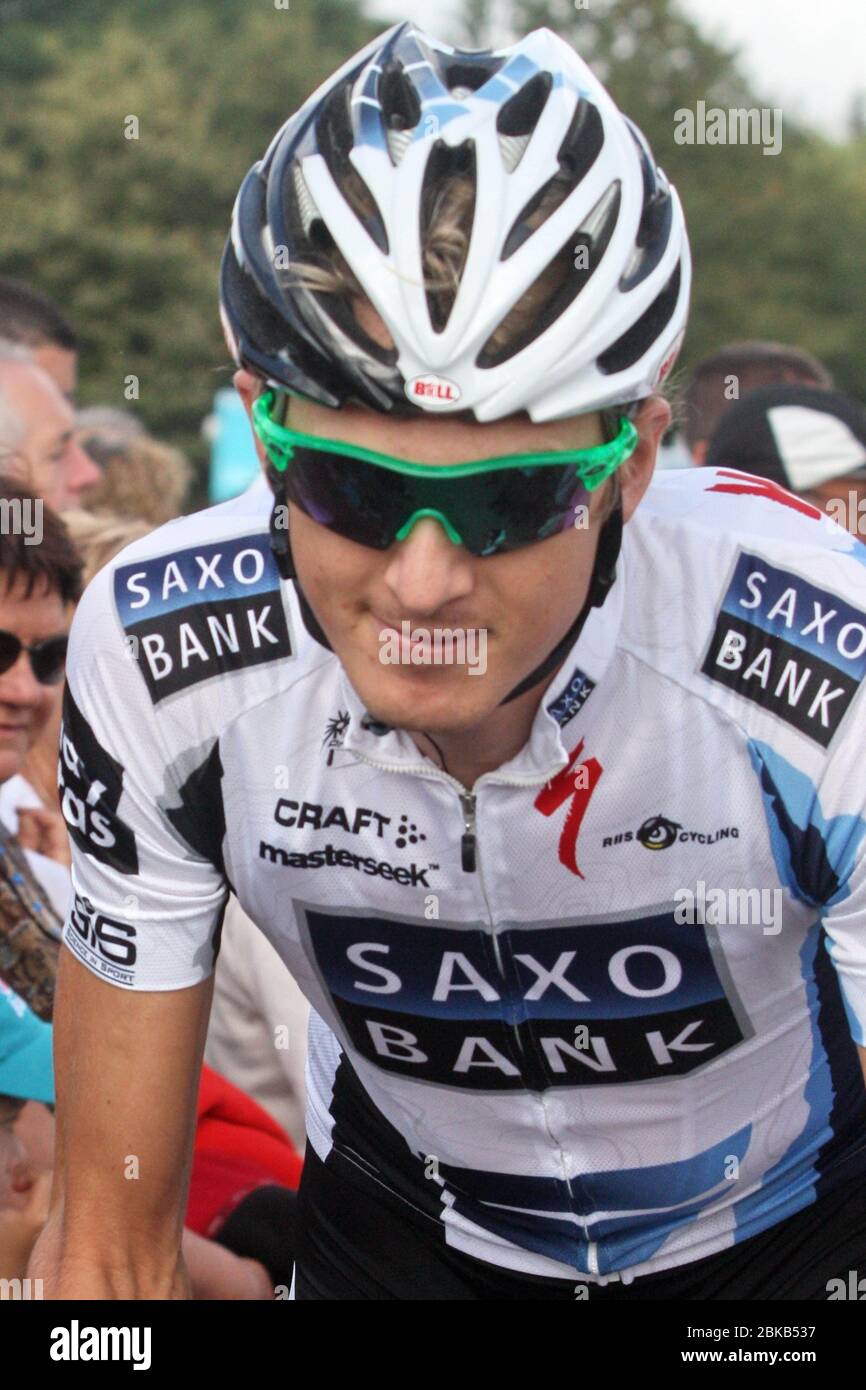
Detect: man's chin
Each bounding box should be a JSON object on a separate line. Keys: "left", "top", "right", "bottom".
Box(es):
{"left": 351, "top": 664, "right": 505, "bottom": 736}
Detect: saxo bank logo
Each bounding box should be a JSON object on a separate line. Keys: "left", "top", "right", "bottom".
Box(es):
{"left": 702, "top": 552, "right": 866, "bottom": 747}
{"left": 114, "top": 534, "right": 292, "bottom": 703}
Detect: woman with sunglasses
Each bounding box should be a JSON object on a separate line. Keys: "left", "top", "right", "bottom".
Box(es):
{"left": 34, "top": 23, "right": 866, "bottom": 1303}
{"left": 0, "top": 486, "right": 80, "bottom": 1020}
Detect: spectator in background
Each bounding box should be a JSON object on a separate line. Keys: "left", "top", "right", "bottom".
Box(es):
{"left": 77, "top": 429, "right": 192, "bottom": 525}
{"left": 0, "top": 341, "right": 100, "bottom": 511}
{"left": 682, "top": 341, "right": 834, "bottom": 465}
{"left": 0, "top": 486, "right": 80, "bottom": 997}
{"left": 0, "top": 277, "right": 78, "bottom": 402}
{"left": 61, "top": 509, "right": 152, "bottom": 588}
{"left": 0, "top": 979, "right": 53, "bottom": 1285}
{"left": 74, "top": 405, "right": 147, "bottom": 445}
{"left": 205, "top": 901, "right": 309, "bottom": 1153}
{"left": 0, "top": 502, "right": 298, "bottom": 1296}
{"left": 705, "top": 383, "right": 866, "bottom": 534}
{"left": 11, "top": 510, "right": 152, "bottom": 825}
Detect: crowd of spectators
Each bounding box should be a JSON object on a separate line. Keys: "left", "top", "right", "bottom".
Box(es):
{"left": 1, "top": 273, "right": 865, "bottom": 1297}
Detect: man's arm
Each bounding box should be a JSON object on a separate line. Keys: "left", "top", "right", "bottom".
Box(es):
{"left": 29, "top": 947, "right": 214, "bottom": 1299}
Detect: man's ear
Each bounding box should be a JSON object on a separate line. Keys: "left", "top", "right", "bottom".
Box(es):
{"left": 233, "top": 368, "right": 261, "bottom": 416}
{"left": 620, "top": 395, "right": 672, "bottom": 524}
{"left": 233, "top": 368, "right": 271, "bottom": 468}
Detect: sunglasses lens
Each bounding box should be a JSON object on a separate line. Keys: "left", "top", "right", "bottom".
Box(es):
{"left": 30, "top": 637, "right": 68, "bottom": 686}
{"left": 0, "top": 631, "right": 22, "bottom": 676}
{"left": 282, "top": 447, "right": 592, "bottom": 556}
{"left": 285, "top": 448, "right": 406, "bottom": 549}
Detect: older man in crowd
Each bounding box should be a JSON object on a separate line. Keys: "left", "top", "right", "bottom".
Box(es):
{"left": 0, "top": 341, "right": 99, "bottom": 512}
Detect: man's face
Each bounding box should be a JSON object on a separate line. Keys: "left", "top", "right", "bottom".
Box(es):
{"left": 32, "top": 342, "right": 78, "bottom": 402}
{"left": 239, "top": 376, "right": 667, "bottom": 738}
{"left": 0, "top": 575, "right": 68, "bottom": 785}
{"left": 0, "top": 361, "right": 99, "bottom": 511}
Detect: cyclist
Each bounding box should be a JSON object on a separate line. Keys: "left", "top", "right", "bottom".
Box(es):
{"left": 31, "top": 23, "right": 866, "bottom": 1299}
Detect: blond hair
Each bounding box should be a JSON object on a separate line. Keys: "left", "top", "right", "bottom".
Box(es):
{"left": 61, "top": 509, "right": 153, "bottom": 587}
{"left": 294, "top": 170, "right": 579, "bottom": 362}
{"left": 78, "top": 435, "right": 191, "bottom": 526}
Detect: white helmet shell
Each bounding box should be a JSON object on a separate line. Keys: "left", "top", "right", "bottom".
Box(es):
{"left": 220, "top": 22, "right": 691, "bottom": 422}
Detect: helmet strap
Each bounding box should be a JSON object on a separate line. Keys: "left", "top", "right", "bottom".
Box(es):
{"left": 499, "top": 498, "right": 622, "bottom": 705}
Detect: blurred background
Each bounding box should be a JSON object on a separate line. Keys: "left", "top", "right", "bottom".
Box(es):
{"left": 0, "top": 0, "right": 863, "bottom": 500}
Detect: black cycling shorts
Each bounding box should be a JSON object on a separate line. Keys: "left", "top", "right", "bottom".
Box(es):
{"left": 294, "top": 1142, "right": 866, "bottom": 1301}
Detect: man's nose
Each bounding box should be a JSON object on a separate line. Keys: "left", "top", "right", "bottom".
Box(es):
{"left": 67, "top": 442, "right": 101, "bottom": 497}
{"left": 382, "top": 515, "right": 475, "bottom": 615}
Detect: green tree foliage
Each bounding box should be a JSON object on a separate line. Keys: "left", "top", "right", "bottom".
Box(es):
{"left": 459, "top": 0, "right": 866, "bottom": 406}
{"left": 0, "top": 0, "right": 381, "bottom": 486}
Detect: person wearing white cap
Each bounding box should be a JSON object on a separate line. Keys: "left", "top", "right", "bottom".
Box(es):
{"left": 705, "top": 383, "right": 866, "bottom": 535}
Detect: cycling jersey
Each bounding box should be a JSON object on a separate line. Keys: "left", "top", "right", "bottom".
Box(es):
{"left": 60, "top": 466, "right": 866, "bottom": 1282}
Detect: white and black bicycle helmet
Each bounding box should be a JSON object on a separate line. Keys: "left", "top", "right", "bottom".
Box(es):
{"left": 220, "top": 21, "right": 691, "bottom": 424}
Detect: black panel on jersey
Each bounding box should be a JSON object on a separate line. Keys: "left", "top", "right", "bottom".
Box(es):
{"left": 165, "top": 740, "right": 227, "bottom": 876}
{"left": 59, "top": 686, "right": 139, "bottom": 874}
{"left": 810, "top": 926, "right": 866, "bottom": 1197}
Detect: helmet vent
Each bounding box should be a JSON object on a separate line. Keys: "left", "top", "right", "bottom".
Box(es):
{"left": 496, "top": 71, "right": 553, "bottom": 137}
{"left": 379, "top": 63, "right": 422, "bottom": 134}
{"left": 501, "top": 99, "right": 604, "bottom": 259}
{"left": 292, "top": 164, "right": 320, "bottom": 236}
{"left": 619, "top": 121, "right": 673, "bottom": 291}
{"left": 599, "top": 262, "right": 682, "bottom": 374}
{"left": 386, "top": 126, "right": 413, "bottom": 167}
{"left": 478, "top": 181, "right": 621, "bottom": 369}
{"left": 445, "top": 61, "right": 501, "bottom": 94}
{"left": 498, "top": 132, "right": 531, "bottom": 173}
{"left": 317, "top": 85, "right": 389, "bottom": 253}
{"left": 420, "top": 140, "right": 476, "bottom": 334}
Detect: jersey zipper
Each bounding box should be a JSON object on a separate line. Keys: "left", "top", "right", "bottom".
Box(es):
{"left": 347, "top": 747, "right": 560, "bottom": 875}
{"left": 349, "top": 742, "right": 590, "bottom": 1252}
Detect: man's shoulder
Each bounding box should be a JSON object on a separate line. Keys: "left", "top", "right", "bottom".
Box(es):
{"left": 67, "top": 493, "right": 317, "bottom": 733}
{"left": 639, "top": 465, "right": 866, "bottom": 586}
{"left": 624, "top": 467, "right": 866, "bottom": 757}
{"left": 75, "top": 492, "right": 275, "bottom": 631}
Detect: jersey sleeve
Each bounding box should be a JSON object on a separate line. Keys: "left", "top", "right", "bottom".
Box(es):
{"left": 819, "top": 779, "right": 866, "bottom": 1048}
{"left": 793, "top": 693, "right": 866, "bottom": 1048}
{"left": 59, "top": 564, "right": 228, "bottom": 991}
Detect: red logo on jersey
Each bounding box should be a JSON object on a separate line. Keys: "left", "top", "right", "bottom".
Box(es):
{"left": 706, "top": 469, "right": 823, "bottom": 521}
{"left": 534, "top": 739, "right": 603, "bottom": 878}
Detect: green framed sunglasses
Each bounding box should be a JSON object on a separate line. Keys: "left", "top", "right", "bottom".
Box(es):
{"left": 252, "top": 389, "right": 638, "bottom": 556}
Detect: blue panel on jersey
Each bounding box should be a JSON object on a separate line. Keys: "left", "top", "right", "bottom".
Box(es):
{"left": 114, "top": 534, "right": 278, "bottom": 624}
{"left": 739, "top": 744, "right": 866, "bottom": 1244}
{"left": 722, "top": 552, "right": 866, "bottom": 679}
{"left": 731, "top": 920, "right": 866, "bottom": 1244}
{"left": 747, "top": 740, "right": 865, "bottom": 907}
{"left": 442, "top": 1124, "right": 752, "bottom": 1275}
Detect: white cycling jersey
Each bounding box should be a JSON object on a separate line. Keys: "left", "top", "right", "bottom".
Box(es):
{"left": 61, "top": 465, "right": 866, "bottom": 1282}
